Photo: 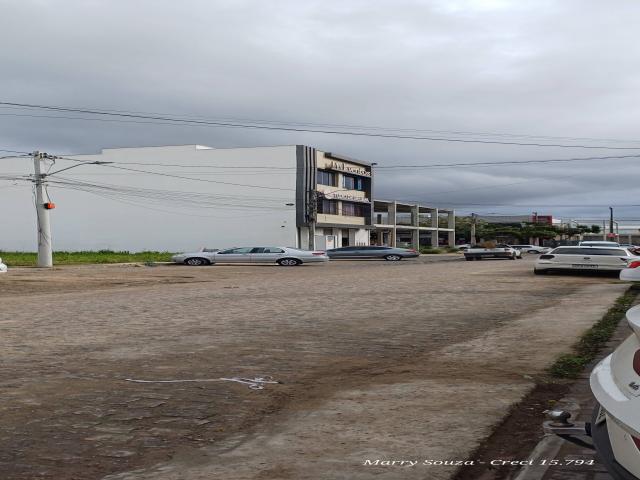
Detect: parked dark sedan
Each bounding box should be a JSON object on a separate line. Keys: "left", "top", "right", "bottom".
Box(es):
{"left": 326, "top": 246, "right": 419, "bottom": 261}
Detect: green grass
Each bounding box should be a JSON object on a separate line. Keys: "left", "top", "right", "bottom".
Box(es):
{"left": 419, "top": 246, "right": 460, "bottom": 254}
{"left": 549, "top": 287, "right": 639, "bottom": 378}
{"left": 0, "top": 250, "right": 174, "bottom": 266}
{"left": 419, "top": 247, "right": 443, "bottom": 254}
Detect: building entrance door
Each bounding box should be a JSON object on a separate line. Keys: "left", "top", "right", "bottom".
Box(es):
{"left": 341, "top": 229, "right": 350, "bottom": 247}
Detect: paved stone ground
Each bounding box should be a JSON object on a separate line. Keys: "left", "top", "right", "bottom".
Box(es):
{"left": 0, "top": 257, "right": 628, "bottom": 479}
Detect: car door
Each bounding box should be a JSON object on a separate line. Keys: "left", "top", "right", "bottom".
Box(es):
{"left": 328, "top": 247, "right": 354, "bottom": 258}
{"left": 367, "top": 246, "right": 392, "bottom": 258}
{"left": 349, "top": 246, "right": 376, "bottom": 258}
{"left": 250, "top": 247, "right": 286, "bottom": 263}
{"left": 213, "top": 247, "right": 253, "bottom": 263}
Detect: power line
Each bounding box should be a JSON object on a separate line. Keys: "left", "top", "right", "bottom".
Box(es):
{"left": 374, "top": 154, "right": 640, "bottom": 169}
{"left": 49, "top": 176, "right": 292, "bottom": 202}
{"left": 8, "top": 148, "right": 640, "bottom": 172}
{"left": 49, "top": 183, "right": 289, "bottom": 219}
{"left": 409, "top": 201, "right": 640, "bottom": 207}
{"left": 3, "top": 101, "right": 640, "bottom": 150}
{"left": 4, "top": 103, "right": 640, "bottom": 145}
{"left": 0, "top": 149, "right": 31, "bottom": 155}
{"left": 56, "top": 156, "right": 296, "bottom": 192}
{"left": 50, "top": 152, "right": 640, "bottom": 173}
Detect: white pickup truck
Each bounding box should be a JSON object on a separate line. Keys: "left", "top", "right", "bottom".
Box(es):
{"left": 463, "top": 244, "right": 519, "bottom": 261}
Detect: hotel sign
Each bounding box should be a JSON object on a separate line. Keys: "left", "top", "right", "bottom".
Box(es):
{"left": 328, "top": 161, "right": 371, "bottom": 177}
{"left": 322, "top": 191, "right": 370, "bottom": 203}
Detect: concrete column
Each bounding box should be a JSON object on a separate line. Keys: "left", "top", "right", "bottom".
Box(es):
{"left": 388, "top": 202, "right": 397, "bottom": 226}
{"left": 431, "top": 208, "right": 439, "bottom": 247}
{"left": 412, "top": 204, "right": 419, "bottom": 226}
{"left": 431, "top": 230, "right": 439, "bottom": 247}
{"left": 448, "top": 210, "right": 455, "bottom": 247}
{"left": 431, "top": 208, "right": 438, "bottom": 228}
{"left": 412, "top": 229, "right": 419, "bottom": 250}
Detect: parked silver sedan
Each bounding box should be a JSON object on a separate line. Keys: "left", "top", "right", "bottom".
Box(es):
{"left": 172, "top": 247, "right": 329, "bottom": 266}
{"left": 326, "top": 245, "right": 419, "bottom": 261}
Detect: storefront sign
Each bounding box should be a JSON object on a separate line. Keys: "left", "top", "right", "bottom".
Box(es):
{"left": 329, "top": 161, "right": 371, "bottom": 177}
{"left": 322, "top": 191, "right": 370, "bottom": 203}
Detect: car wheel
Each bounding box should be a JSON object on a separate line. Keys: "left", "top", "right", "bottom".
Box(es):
{"left": 277, "top": 258, "right": 301, "bottom": 266}
{"left": 510, "top": 255, "right": 516, "bottom": 260}
{"left": 534, "top": 269, "right": 546, "bottom": 275}
{"left": 185, "top": 257, "right": 210, "bottom": 266}
{"left": 384, "top": 254, "right": 402, "bottom": 261}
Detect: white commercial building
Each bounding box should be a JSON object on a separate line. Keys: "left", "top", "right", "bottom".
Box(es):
{"left": 68, "top": 144, "right": 374, "bottom": 250}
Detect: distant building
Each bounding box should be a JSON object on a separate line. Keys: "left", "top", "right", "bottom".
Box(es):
{"left": 477, "top": 214, "right": 556, "bottom": 225}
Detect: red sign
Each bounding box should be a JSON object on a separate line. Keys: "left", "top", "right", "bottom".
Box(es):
{"left": 532, "top": 215, "right": 553, "bottom": 225}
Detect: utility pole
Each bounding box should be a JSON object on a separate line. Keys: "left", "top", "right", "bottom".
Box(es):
{"left": 470, "top": 213, "right": 477, "bottom": 245}
{"left": 307, "top": 190, "right": 317, "bottom": 250}
{"left": 33, "top": 152, "right": 53, "bottom": 267}
{"left": 30, "top": 154, "right": 111, "bottom": 267}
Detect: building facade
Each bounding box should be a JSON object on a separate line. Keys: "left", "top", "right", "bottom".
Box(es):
{"left": 68, "top": 144, "right": 377, "bottom": 251}
{"left": 297, "top": 147, "right": 373, "bottom": 250}
{"left": 372, "top": 200, "right": 455, "bottom": 249}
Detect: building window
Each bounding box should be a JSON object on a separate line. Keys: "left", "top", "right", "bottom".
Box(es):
{"left": 318, "top": 199, "right": 338, "bottom": 214}
{"left": 342, "top": 175, "right": 364, "bottom": 191}
{"left": 317, "top": 170, "right": 336, "bottom": 186}
{"left": 341, "top": 202, "right": 364, "bottom": 217}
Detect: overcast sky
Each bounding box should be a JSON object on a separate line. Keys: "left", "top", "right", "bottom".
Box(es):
{"left": 2, "top": 0, "right": 640, "bottom": 249}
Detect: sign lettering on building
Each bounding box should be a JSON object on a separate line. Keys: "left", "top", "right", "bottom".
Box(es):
{"left": 329, "top": 161, "right": 371, "bottom": 177}
{"left": 322, "top": 191, "right": 370, "bottom": 203}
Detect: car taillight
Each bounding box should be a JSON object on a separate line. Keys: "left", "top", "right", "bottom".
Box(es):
{"left": 312, "top": 251, "right": 325, "bottom": 256}
{"left": 633, "top": 350, "right": 640, "bottom": 376}
{"left": 539, "top": 254, "right": 555, "bottom": 259}
{"left": 407, "top": 249, "right": 417, "bottom": 253}
{"left": 628, "top": 261, "right": 640, "bottom": 269}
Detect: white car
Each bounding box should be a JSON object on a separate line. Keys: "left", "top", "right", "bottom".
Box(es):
{"left": 506, "top": 245, "right": 523, "bottom": 258}
{"left": 621, "top": 260, "right": 640, "bottom": 282}
{"left": 534, "top": 246, "right": 640, "bottom": 274}
{"left": 0, "top": 257, "right": 6, "bottom": 273}
{"left": 464, "top": 244, "right": 519, "bottom": 261}
{"left": 590, "top": 305, "right": 640, "bottom": 479}
{"left": 510, "top": 244, "right": 551, "bottom": 254}
{"left": 171, "top": 246, "right": 329, "bottom": 266}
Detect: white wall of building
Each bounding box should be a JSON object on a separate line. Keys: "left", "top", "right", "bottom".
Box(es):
{"left": 1, "top": 145, "right": 300, "bottom": 252}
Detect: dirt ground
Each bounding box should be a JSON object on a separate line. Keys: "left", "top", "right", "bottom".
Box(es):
{"left": 0, "top": 257, "right": 628, "bottom": 480}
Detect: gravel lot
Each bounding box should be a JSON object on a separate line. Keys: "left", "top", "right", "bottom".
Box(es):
{"left": 0, "top": 257, "right": 628, "bottom": 480}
